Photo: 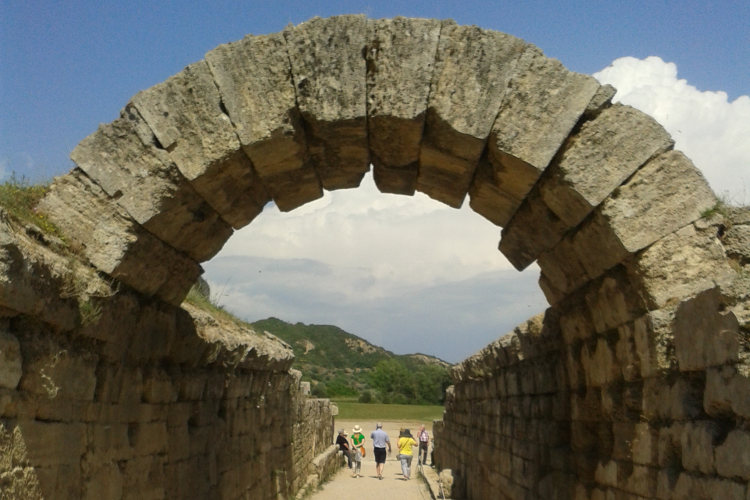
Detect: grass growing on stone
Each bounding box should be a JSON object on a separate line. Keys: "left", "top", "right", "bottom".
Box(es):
{"left": 333, "top": 400, "right": 445, "bottom": 421}
{"left": 0, "top": 173, "right": 60, "bottom": 237}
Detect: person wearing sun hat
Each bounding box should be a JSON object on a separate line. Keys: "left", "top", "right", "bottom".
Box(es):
{"left": 350, "top": 425, "right": 365, "bottom": 477}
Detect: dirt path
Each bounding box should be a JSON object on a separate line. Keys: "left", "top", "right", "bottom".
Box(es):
{"left": 308, "top": 419, "right": 435, "bottom": 500}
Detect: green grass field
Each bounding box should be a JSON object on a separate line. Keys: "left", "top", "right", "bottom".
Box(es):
{"left": 333, "top": 401, "right": 445, "bottom": 421}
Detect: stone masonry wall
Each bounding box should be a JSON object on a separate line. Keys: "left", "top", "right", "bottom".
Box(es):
{"left": 435, "top": 207, "right": 750, "bottom": 499}
{"left": 0, "top": 213, "right": 336, "bottom": 499}
{"left": 434, "top": 312, "right": 572, "bottom": 499}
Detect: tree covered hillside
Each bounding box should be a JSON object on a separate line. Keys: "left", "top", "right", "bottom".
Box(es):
{"left": 252, "top": 317, "right": 452, "bottom": 405}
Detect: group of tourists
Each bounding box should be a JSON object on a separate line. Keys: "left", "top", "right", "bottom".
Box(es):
{"left": 335, "top": 423, "right": 431, "bottom": 480}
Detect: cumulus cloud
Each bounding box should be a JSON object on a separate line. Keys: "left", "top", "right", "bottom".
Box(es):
{"left": 594, "top": 56, "right": 750, "bottom": 205}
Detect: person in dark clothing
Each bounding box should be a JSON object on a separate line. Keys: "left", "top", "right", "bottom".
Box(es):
{"left": 335, "top": 429, "right": 352, "bottom": 469}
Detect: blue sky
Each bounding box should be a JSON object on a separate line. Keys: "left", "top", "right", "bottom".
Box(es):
{"left": 2, "top": 1, "right": 749, "bottom": 362}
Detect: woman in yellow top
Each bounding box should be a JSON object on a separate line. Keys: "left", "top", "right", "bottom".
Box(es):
{"left": 397, "top": 428, "right": 418, "bottom": 480}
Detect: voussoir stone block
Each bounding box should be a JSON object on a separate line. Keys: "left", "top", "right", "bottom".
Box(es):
{"left": 284, "top": 15, "right": 370, "bottom": 190}
{"left": 206, "top": 31, "right": 323, "bottom": 212}
{"left": 571, "top": 149, "right": 718, "bottom": 280}
{"left": 38, "top": 170, "right": 202, "bottom": 305}
{"left": 540, "top": 104, "right": 674, "bottom": 228}
{"left": 418, "top": 24, "right": 528, "bottom": 207}
{"left": 132, "top": 60, "right": 269, "bottom": 228}
{"left": 71, "top": 106, "right": 233, "bottom": 261}
{"left": 470, "top": 49, "right": 601, "bottom": 226}
{"left": 498, "top": 104, "right": 673, "bottom": 269}
{"left": 366, "top": 17, "right": 443, "bottom": 195}
{"left": 499, "top": 189, "right": 569, "bottom": 270}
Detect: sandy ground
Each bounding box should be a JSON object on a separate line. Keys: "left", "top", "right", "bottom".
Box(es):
{"left": 307, "top": 419, "right": 435, "bottom": 500}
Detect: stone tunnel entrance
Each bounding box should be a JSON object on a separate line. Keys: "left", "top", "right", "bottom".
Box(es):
{"left": 1, "top": 14, "right": 748, "bottom": 499}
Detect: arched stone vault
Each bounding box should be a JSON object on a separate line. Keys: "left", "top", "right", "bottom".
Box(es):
{"left": 40, "top": 14, "right": 723, "bottom": 309}
{"left": 31, "top": 14, "right": 750, "bottom": 499}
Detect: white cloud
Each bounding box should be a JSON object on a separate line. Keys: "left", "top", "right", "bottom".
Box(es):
{"left": 594, "top": 56, "right": 750, "bottom": 205}
{"left": 220, "top": 173, "right": 515, "bottom": 295}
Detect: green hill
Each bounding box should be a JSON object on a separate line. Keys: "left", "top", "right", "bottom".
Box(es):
{"left": 251, "top": 317, "right": 452, "bottom": 405}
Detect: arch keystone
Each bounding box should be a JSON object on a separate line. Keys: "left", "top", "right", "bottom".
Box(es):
{"left": 365, "top": 17, "right": 444, "bottom": 195}
{"left": 284, "top": 15, "right": 370, "bottom": 191}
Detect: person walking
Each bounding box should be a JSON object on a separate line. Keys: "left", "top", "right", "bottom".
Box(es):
{"left": 417, "top": 424, "right": 430, "bottom": 466}
{"left": 370, "top": 422, "right": 391, "bottom": 480}
{"left": 350, "top": 425, "right": 365, "bottom": 478}
{"left": 397, "top": 428, "right": 418, "bottom": 480}
{"left": 335, "top": 429, "right": 352, "bottom": 469}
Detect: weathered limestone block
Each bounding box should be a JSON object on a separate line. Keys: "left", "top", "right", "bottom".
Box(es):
{"left": 612, "top": 423, "right": 659, "bottom": 466}
{"left": 715, "top": 430, "right": 750, "bottom": 480}
{"left": 580, "top": 338, "right": 619, "bottom": 387}
{"left": 15, "top": 420, "right": 86, "bottom": 467}
{"left": 82, "top": 461, "right": 124, "bottom": 500}
{"left": 499, "top": 104, "right": 673, "bottom": 269}
{"left": 723, "top": 223, "right": 750, "bottom": 263}
{"left": 284, "top": 15, "right": 370, "bottom": 190}
{"left": 673, "top": 288, "right": 740, "bottom": 371}
{"left": 584, "top": 268, "right": 646, "bottom": 333}
{"left": 0, "top": 331, "right": 21, "bottom": 390}
{"left": 620, "top": 464, "right": 658, "bottom": 498}
{"left": 129, "top": 422, "right": 168, "bottom": 457}
{"left": 541, "top": 104, "right": 674, "bottom": 227}
{"left": 583, "top": 84, "right": 617, "bottom": 118}
{"left": 206, "top": 31, "right": 322, "bottom": 212}
{"left": 467, "top": 158, "right": 521, "bottom": 227}
{"left": 499, "top": 189, "right": 569, "bottom": 270}
{"left": 571, "top": 150, "right": 718, "bottom": 279}
{"left": 680, "top": 421, "right": 717, "bottom": 474}
{"left": 669, "top": 473, "right": 747, "bottom": 500}
{"left": 631, "top": 309, "right": 678, "bottom": 378}
{"left": 365, "top": 17, "right": 443, "bottom": 194}
{"left": 132, "top": 60, "right": 269, "bottom": 228}
{"left": 0, "top": 217, "right": 78, "bottom": 331}
{"left": 39, "top": 170, "right": 202, "bottom": 305}
{"left": 629, "top": 223, "right": 736, "bottom": 309}
{"left": 418, "top": 24, "right": 528, "bottom": 207}
{"left": 70, "top": 106, "right": 233, "bottom": 261}
{"left": 470, "top": 49, "right": 601, "bottom": 226}
{"left": 142, "top": 369, "right": 178, "bottom": 403}
{"left": 704, "top": 365, "right": 750, "bottom": 419}
{"left": 538, "top": 236, "right": 592, "bottom": 297}
{"left": 643, "top": 376, "right": 702, "bottom": 421}
{"left": 85, "top": 423, "right": 133, "bottom": 463}
{"left": 19, "top": 337, "right": 98, "bottom": 402}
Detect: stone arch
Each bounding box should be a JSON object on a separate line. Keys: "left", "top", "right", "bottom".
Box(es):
{"left": 40, "top": 15, "right": 725, "bottom": 309}
{"left": 35, "top": 15, "right": 749, "bottom": 498}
